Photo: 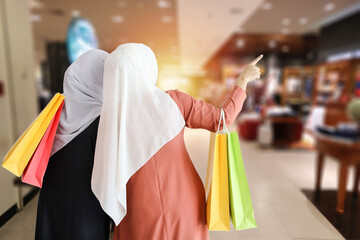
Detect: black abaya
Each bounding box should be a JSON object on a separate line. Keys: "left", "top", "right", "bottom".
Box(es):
{"left": 35, "top": 117, "right": 110, "bottom": 240}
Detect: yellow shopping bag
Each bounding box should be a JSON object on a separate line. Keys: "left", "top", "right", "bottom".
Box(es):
{"left": 205, "top": 109, "right": 230, "bottom": 231}
{"left": 2, "top": 93, "right": 64, "bottom": 177}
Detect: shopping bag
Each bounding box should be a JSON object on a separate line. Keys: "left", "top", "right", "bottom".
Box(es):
{"left": 21, "top": 100, "right": 64, "bottom": 187}
{"left": 205, "top": 133, "right": 216, "bottom": 198}
{"left": 227, "top": 131, "right": 257, "bottom": 230}
{"left": 2, "top": 93, "right": 64, "bottom": 177}
{"left": 206, "top": 109, "right": 230, "bottom": 231}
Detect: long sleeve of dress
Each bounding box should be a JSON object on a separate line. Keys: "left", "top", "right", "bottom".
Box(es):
{"left": 167, "top": 86, "right": 247, "bottom": 132}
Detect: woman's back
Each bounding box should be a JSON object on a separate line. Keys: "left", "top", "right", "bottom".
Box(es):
{"left": 36, "top": 117, "right": 110, "bottom": 240}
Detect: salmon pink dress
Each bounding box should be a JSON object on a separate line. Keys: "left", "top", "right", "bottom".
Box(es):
{"left": 113, "top": 86, "right": 246, "bottom": 240}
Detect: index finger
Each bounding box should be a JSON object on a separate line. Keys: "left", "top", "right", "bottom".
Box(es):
{"left": 249, "top": 54, "right": 263, "bottom": 66}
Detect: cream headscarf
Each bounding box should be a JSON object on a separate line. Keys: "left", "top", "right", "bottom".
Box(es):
{"left": 91, "top": 43, "right": 185, "bottom": 225}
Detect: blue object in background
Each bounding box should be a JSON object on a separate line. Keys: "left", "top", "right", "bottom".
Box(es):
{"left": 66, "top": 17, "right": 98, "bottom": 63}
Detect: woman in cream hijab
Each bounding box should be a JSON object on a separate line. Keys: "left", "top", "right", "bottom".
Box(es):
{"left": 92, "top": 43, "right": 261, "bottom": 239}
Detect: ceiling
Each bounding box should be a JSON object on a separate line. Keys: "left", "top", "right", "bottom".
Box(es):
{"left": 178, "top": 0, "right": 359, "bottom": 70}
{"left": 176, "top": 0, "right": 262, "bottom": 70}
{"left": 241, "top": 0, "right": 359, "bottom": 35}
{"left": 207, "top": 34, "right": 317, "bottom": 57}
{"left": 30, "top": 0, "right": 180, "bottom": 67}
{"left": 29, "top": 0, "right": 360, "bottom": 70}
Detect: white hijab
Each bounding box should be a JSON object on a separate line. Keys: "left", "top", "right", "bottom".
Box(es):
{"left": 51, "top": 49, "right": 108, "bottom": 155}
{"left": 91, "top": 43, "right": 185, "bottom": 225}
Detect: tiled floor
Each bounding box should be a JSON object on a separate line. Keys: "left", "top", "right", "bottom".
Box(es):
{"left": 185, "top": 128, "right": 345, "bottom": 240}
{"left": 0, "top": 128, "right": 345, "bottom": 240}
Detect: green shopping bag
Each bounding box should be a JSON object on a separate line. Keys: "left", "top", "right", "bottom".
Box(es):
{"left": 227, "top": 131, "right": 257, "bottom": 230}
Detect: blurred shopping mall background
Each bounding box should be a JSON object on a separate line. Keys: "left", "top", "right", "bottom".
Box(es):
{"left": 1, "top": 0, "right": 360, "bottom": 239}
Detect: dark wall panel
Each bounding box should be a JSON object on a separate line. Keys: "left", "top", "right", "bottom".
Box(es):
{"left": 319, "top": 11, "right": 360, "bottom": 61}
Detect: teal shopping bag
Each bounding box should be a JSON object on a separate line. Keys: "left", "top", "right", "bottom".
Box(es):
{"left": 227, "top": 132, "right": 257, "bottom": 230}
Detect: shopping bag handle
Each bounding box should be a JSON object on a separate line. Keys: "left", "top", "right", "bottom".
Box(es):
{"left": 217, "top": 108, "right": 229, "bottom": 134}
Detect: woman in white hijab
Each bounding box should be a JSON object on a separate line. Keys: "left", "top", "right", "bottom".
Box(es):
{"left": 92, "top": 43, "right": 261, "bottom": 239}
{"left": 35, "top": 49, "right": 110, "bottom": 240}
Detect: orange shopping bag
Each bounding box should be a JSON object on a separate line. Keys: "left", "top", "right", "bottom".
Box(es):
{"left": 2, "top": 93, "right": 64, "bottom": 177}
{"left": 21, "top": 100, "right": 64, "bottom": 187}
{"left": 205, "top": 109, "right": 230, "bottom": 231}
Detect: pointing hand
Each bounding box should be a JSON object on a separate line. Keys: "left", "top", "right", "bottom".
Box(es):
{"left": 236, "top": 55, "right": 263, "bottom": 90}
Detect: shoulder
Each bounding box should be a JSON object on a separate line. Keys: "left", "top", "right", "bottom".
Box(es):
{"left": 165, "top": 89, "right": 181, "bottom": 102}
{"left": 165, "top": 89, "right": 180, "bottom": 98}
{"left": 165, "top": 89, "right": 184, "bottom": 115}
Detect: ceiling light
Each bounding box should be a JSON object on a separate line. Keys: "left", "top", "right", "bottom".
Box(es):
{"left": 324, "top": 3, "right": 335, "bottom": 12}
{"left": 281, "top": 28, "right": 289, "bottom": 34}
{"left": 161, "top": 16, "right": 173, "bottom": 23}
{"left": 281, "top": 18, "right": 290, "bottom": 26}
{"left": 30, "top": 14, "right": 42, "bottom": 22}
{"left": 112, "top": 15, "right": 124, "bottom": 23}
{"left": 299, "top": 17, "right": 308, "bottom": 25}
{"left": 281, "top": 45, "right": 290, "bottom": 53}
{"left": 262, "top": 2, "right": 272, "bottom": 10}
{"left": 28, "top": 0, "right": 44, "bottom": 9}
{"left": 117, "top": 1, "right": 127, "bottom": 8}
{"left": 236, "top": 39, "right": 245, "bottom": 48}
{"left": 71, "top": 10, "right": 81, "bottom": 17}
{"left": 158, "top": 0, "right": 171, "bottom": 8}
{"left": 268, "top": 40, "right": 276, "bottom": 48}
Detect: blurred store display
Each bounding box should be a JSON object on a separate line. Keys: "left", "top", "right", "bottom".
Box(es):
{"left": 355, "top": 65, "right": 360, "bottom": 96}
{"left": 347, "top": 98, "right": 360, "bottom": 132}
{"left": 237, "top": 113, "right": 261, "bottom": 141}
{"left": 282, "top": 66, "right": 315, "bottom": 107}
{"left": 313, "top": 60, "right": 360, "bottom": 105}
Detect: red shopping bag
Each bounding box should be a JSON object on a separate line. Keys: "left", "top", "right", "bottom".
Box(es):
{"left": 21, "top": 100, "right": 64, "bottom": 187}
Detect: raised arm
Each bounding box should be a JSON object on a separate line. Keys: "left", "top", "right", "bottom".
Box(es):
{"left": 172, "top": 87, "right": 246, "bottom": 132}
{"left": 167, "top": 55, "right": 262, "bottom": 132}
